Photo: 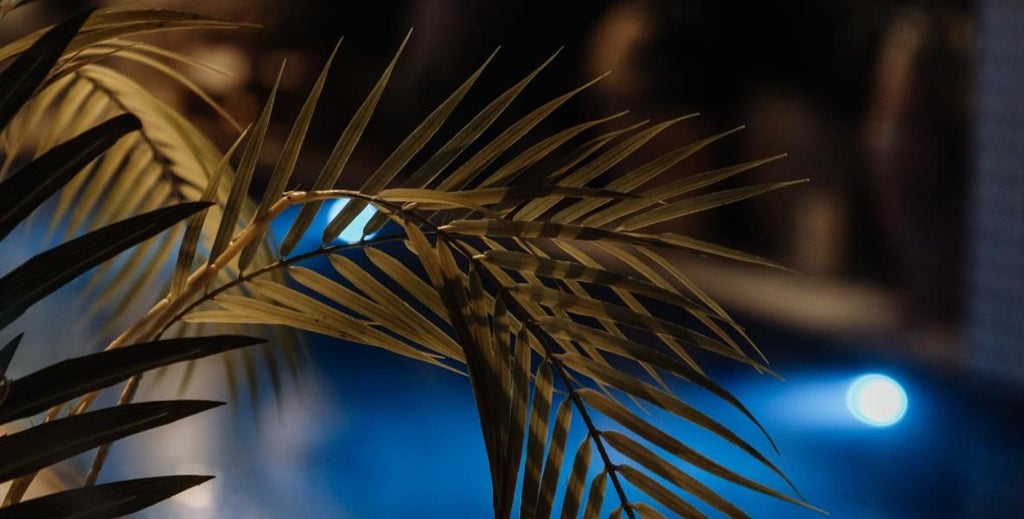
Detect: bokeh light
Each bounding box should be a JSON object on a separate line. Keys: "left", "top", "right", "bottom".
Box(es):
{"left": 846, "top": 374, "right": 908, "bottom": 427}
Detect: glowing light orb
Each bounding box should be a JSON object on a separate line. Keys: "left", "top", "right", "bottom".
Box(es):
{"left": 326, "top": 199, "right": 378, "bottom": 243}
{"left": 847, "top": 374, "right": 907, "bottom": 427}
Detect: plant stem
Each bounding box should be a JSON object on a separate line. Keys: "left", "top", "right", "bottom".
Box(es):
{"left": 4, "top": 190, "right": 400, "bottom": 503}
{"left": 83, "top": 372, "right": 143, "bottom": 486}
{"left": 155, "top": 232, "right": 416, "bottom": 340}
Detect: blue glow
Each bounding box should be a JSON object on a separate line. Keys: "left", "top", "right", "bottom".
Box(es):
{"left": 847, "top": 374, "right": 908, "bottom": 427}
{"left": 326, "top": 199, "right": 378, "bottom": 243}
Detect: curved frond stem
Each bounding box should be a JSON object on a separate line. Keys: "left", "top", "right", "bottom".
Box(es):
{"left": 83, "top": 372, "right": 144, "bottom": 487}
{"left": 156, "top": 232, "right": 419, "bottom": 340}
{"left": 63, "top": 189, "right": 396, "bottom": 418}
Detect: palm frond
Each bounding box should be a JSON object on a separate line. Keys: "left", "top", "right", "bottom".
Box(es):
{"left": 0, "top": 10, "right": 299, "bottom": 401}
{"left": 159, "top": 33, "right": 819, "bottom": 517}
{"left": 0, "top": 25, "right": 259, "bottom": 500}
{"left": 155, "top": 31, "right": 823, "bottom": 515}
{"left": 0, "top": 11, "right": 822, "bottom": 516}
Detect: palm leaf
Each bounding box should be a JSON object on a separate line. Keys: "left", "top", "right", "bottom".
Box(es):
{"left": 580, "top": 155, "right": 785, "bottom": 228}
{"left": 0, "top": 113, "right": 139, "bottom": 239}
{"left": 442, "top": 218, "right": 790, "bottom": 270}
{"left": 436, "top": 72, "right": 610, "bottom": 193}
{"left": 507, "top": 284, "right": 767, "bottom": 370}
{"left": 476, "top": 250, "right": 708, "bottom": 314}
{"left": 0, "top": 335, "right": 263, "bottom": 424}
{"left": 499, "top": 329, "right": 532, "bottom": 515}
{"left": 551, "top": 126, "right": 744, "bottom": 225}
{"left": 36, "top": 23, "right": 829, "bottom": 517}
{"left": 79, "top": 43, "right": 242, "bottom": 130}
{"left": 374, "top": 185, "right": 634, "bottom": 213}
{"left": 580, "top": 389, "right": 818, "bottom": 510}
{"left": 0, "top": 9, "right": 245, "bottom": 63}
{"left": 0, "top": 202, "right": 209, "bottom": 330}
{"left": 561, "top": 352, "right": 787, "bottom": 482}
{"left": 511, "top": 115, "right": 695, "bottom": 222}
{"left": 287, "top": 265, "right": 461, "bottom": 361}
{"left": 208, "top": 64, "right": 284, "bottom": 262}
{"left": 237, "top": 40, "right": 342, "bottom": 270}
{"left": 560, "top": 436, "right": 592, "bottom": 519}
{"left": 617, "top": 180, "right": 808, "bottom": 231}
{"left": 171, "top": 127, "right": 249, "bottom": 297}
{"left": 0, "top": 400, "right": 221, "bottom": 482}
{"left": 0, "top": 334, "right": 19, "bottom": 376}
{"left": 520, "top": 361, "right": 554, "bottom": 518}
{"left": 0, "top": 10, "right": 89, "bottom": 132}
{"left": 279, "top": 30, "right": 411, "bottom": 256}
{"left": 395, "top": 49, "right": 560, "bottom": 193}
{"left": 0, "top": 475, "right": 214, "bottom": 519}
{"left": 602, "top": 433, "right": 747, "bottom": 518}
{"left": 538, "top": 316, "right": 776, "bottom": 444}
{"left": 0, "top": 27, "right": 300, "bottom": 396}
{"left": 615, "top": 465, "right": 708, "bottom": 519}
{"left": 188, "top": 291, "right": 451, "bottom": 370}
{"left": 581, "top": 471, "right": 608, "bottom": 519}
{"left": 363, "top": 246, "right": 448, "bottom": 320}
{"left": 323, "top": 45, "right": 497, "bottom": 241}
{"left": 535, "top": 398, "right": 573, "bottom": 518}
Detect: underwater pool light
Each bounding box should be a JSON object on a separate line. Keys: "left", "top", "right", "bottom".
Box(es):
{"left": 847, "top": 374, "right": 908, "bottom": 427}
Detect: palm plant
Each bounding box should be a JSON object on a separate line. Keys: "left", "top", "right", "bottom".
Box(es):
{"left": 0, "top": 4, "right": 824, "bottom": 517}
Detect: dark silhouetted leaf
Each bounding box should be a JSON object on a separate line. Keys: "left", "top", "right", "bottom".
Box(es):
{"left": 0, "top": 114, "right": 141, "bottom": 240}
{"left": 0, "top": 202, "right": 211, "bottom": 330}
{"left": 0, "top": 10, "right": 90, "bottom": 131}
{"left": 0, "top": 333, "right": 20, "bottom": 375}
{"left": 0, "top": 335, "right": 263, "bottom": 424}
{"left": 0, "top": 400, "right": 221, "bottom": 482}
{"left": 0, "top": 475, "right": 213, "bottom": 519}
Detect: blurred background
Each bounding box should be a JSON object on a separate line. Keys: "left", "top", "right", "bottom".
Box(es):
{"left": 5, "top": 0, "right": 1024, "bottom": 517}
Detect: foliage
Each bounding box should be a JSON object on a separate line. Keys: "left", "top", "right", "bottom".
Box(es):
{"left": 0, "top": 4, "right": 822, "bottom": 518}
